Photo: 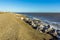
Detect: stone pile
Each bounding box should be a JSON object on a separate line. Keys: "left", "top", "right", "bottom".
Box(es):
{"left": 23, "top": 17, "right": 60, "bottom": 40}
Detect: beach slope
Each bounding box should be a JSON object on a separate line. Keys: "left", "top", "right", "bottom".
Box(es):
{"left": 0, "top": 12, "right": 52, "bottom": 40}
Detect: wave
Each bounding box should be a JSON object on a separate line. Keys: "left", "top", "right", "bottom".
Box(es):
{"left": 42, "top": 19, "right": 60, "bottom": 30}
{"left": 29, "top": 16, "right": 60, "bottom": 30}
{"left": 21, "top": 13, "right": 60, "bottom": 30}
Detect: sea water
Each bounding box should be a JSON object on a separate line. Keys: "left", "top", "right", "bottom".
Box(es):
{"left": 20, "top": 13, "right": 60, "bottom": 30}
{"left": 18, "top": 13, "right": 60, "bottom": 40}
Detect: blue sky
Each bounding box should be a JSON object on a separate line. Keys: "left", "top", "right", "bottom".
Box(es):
{"left": 0, "top": 0, "right": 60, "bottom": 12}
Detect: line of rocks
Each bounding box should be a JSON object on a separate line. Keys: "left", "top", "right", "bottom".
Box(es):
{"left": 23, "top": 17, "right": 60, "bottom": 40}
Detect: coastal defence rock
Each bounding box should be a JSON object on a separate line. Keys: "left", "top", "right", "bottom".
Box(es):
{"left": 0, "top": 12, "right": 52, "bottom": 40}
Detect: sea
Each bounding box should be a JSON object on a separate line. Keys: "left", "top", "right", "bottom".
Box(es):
{"left": 17, "top": 13, "right": 60, "bottom": 40}
{"left": 18, "top": 13, "right": 60, "bottom": 30}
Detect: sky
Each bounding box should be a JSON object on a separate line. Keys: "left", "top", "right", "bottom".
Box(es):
{"left": 0, "top": 0, "right": 60, "bottom": 12}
